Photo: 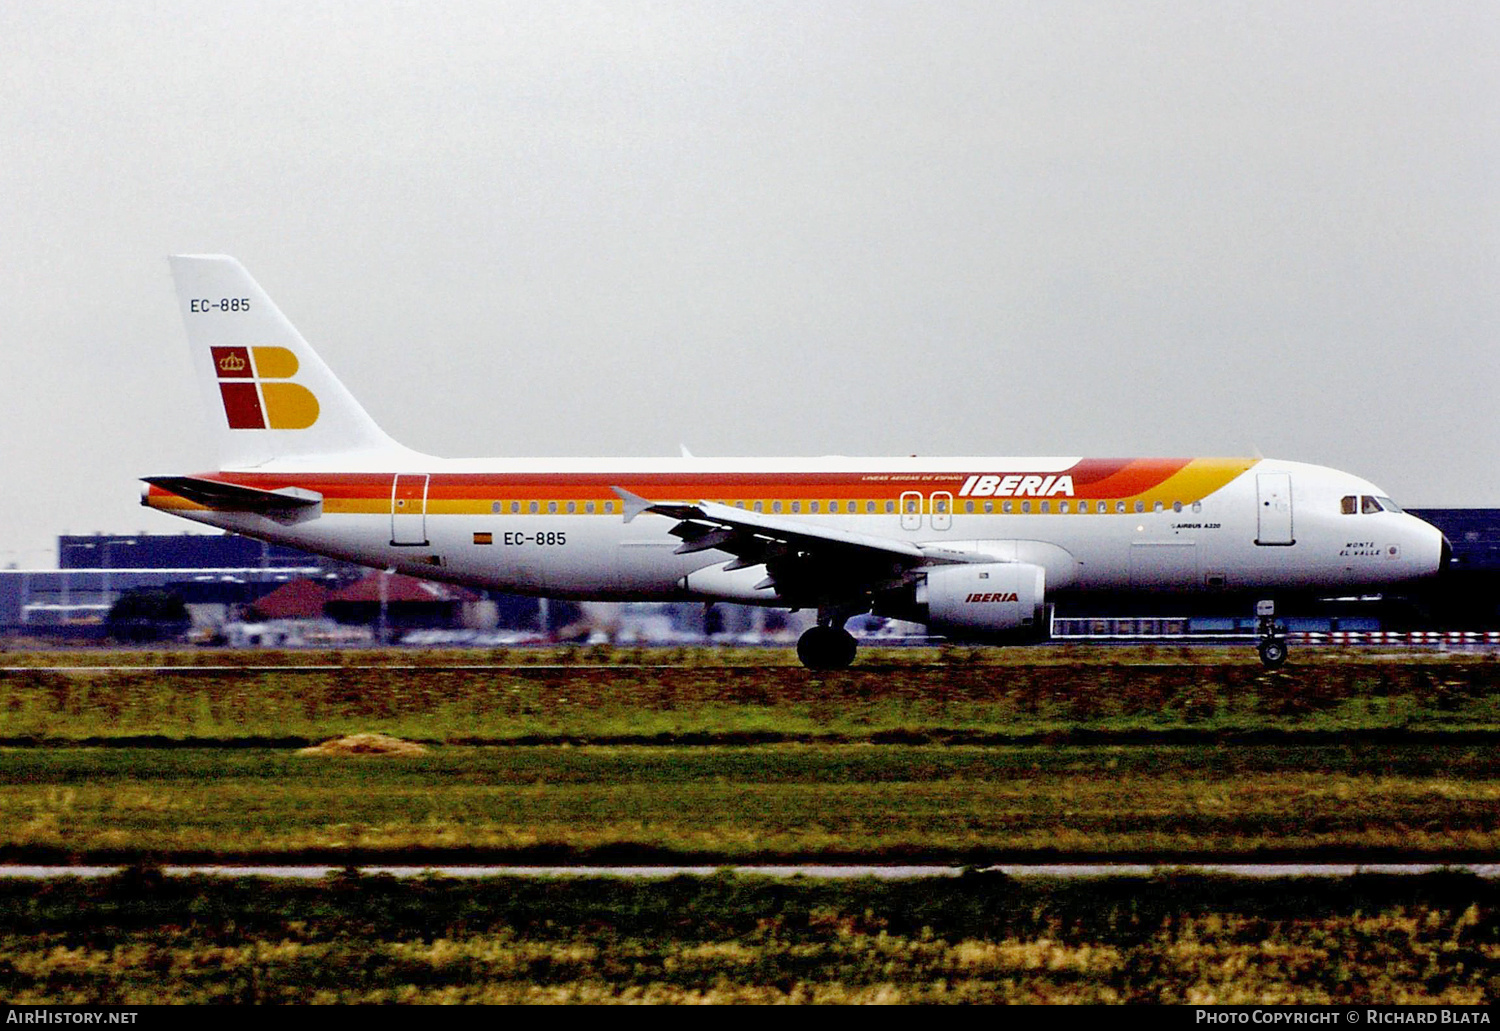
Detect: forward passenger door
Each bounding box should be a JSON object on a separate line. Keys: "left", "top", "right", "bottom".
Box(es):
{"left": 1255, "top": 473, "right": 1294, "bottom": 546}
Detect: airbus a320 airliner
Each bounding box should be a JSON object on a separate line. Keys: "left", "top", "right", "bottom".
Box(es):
{"left": 142, "top": 256, "right": 1448, "bottom": 669}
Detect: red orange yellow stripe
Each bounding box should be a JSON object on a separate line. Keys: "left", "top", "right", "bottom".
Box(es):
{"left": 145, "top": 459, "right": 1257, "bottom": 516}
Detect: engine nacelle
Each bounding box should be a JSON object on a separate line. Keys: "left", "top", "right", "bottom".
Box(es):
{"left": 923, "top": 562, "right": 1047, "bottom": 637}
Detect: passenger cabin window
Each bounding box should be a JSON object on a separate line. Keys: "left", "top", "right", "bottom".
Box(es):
{"left": 773, "top": 501, "right": 783, "bottom": 514}
{"left": 1135, "top": 501, "right": 1145, "bottom": 514}
{"left": 1021, "top": 501, "right": 1031, "bottom": 514}
{"left": 754, "top": 501, "right": 763, "bottom": 513}
{"left": 566, "top": 501, "right": 576, "bottom": 514}
{"left": 984, "top": 501, "right": 994, "bottom": 513}
{"left": 1173, "top": 501, "right": 1182, "bottom": 513}
{"left": 791, "top": 501, "right": 800, "bottom": 513}
{"left": 1153, "top": 501, "right": 1164, "bottom": 513}
{"left": 883, "top": 501, "right": 893, "bottom": 514}
{"left": 1341, "top": 495, "right": 1358, "bottom": 515}
{"left": 529, "top": 501, "right": 539, "bottom": 514}
{"left": 510, "top": 502, "right": 520, "bottom": 514}
{"left": 1058, "top": 501, "right": 1068, "bottom": 513}
{"left": 1003, "top": 501, "right": 1014, "bottom": 514}
{"left": 548, "top": 501, "right": 558, "bottom": 514}
{"left": 586, "top": 501, "right": 595, "bottom": 513}
{"left": 965, "top": 500, "right": 974, "bottom": 513}
{"left": 1116, "top": 501, "right": 1126, "bottom": 513}
{"left": 1192, "top": 501, "right": 1202, "bottom": 514}
{"left": 1039, "top": 501, "right": 1049, "bottom": 513}
{"left": 809, "top": 501, "right": 819, "bottom": 513}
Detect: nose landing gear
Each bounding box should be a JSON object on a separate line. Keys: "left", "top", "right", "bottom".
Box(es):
{"left": 1256, "top": 600, "right": 1288, "bottom": 669}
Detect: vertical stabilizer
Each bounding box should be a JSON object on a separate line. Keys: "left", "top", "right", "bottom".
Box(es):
{"left": 168, "top": 255, "right": 414, "bottom": 468}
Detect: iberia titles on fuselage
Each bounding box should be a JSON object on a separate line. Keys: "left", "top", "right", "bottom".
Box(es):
{"left": 142, "top": 256, "right": 1448, "bottom": 669}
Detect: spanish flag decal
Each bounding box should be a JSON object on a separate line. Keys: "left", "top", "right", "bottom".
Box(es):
{"left": 211, "top": 346, "right": 319, "bottom": 430}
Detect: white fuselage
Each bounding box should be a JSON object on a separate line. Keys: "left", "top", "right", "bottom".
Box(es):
{"left": 145, "top": 455, "right": 1447, "bottom": 611}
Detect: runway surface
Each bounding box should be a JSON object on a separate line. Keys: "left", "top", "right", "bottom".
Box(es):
{"left": 3, "top": 864, "right": 1498, "bottom": 880}
{"left": 6, "top": 654, "right": 1497, "bottom": 674}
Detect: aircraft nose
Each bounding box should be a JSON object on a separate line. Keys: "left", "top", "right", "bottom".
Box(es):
{"left": 1410, "top": 517, "right": 1449, "bottom": 580}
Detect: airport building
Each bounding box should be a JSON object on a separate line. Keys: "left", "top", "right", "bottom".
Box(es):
{"left": 1405, "top": 509, "right": 1500, "bottom": 628}
{"left": 0, "top": 533, "right": 629, "bottom": 643}
{"left": 0, "top": 534, "right": 345, "bottom": 638}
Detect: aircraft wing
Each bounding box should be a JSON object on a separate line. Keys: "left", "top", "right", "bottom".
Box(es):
{"left": 612, "top": 487, "right": 990, "bottom": 602}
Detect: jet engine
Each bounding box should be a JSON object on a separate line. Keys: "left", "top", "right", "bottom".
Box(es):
{"left": 920, "top": 562, "right": 1047, "bottom": 638}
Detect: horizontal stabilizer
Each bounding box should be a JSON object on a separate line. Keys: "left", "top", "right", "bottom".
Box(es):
{"left": 143, "top": 476, "right": 323, "bottom": 513}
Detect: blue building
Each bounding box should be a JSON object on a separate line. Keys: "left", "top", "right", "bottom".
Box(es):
{"left": 1, "top": 533, "right": 342, "bottom": 636}
{"left": 1407, "top": 509, "right": 1500, "bottom": 627}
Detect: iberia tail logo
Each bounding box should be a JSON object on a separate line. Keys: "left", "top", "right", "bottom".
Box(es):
{"left": 210, "top": 346, "right": 319, "bottom": 430}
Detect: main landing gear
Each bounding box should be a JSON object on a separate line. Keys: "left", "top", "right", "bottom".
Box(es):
{"left": 797, "top": 619, "right": 859, "bottom": 671}
{"left": 1256, "top": 600, "right": 1289, "bottom": 669}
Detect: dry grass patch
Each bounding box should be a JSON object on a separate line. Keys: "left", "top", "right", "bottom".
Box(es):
{"left": 296, "top": 733, "right": 427, "bottom": 757}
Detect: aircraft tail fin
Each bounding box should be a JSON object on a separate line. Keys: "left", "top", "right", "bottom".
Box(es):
{"left": 167, "top": 255, "right": 415, "bottom": 469}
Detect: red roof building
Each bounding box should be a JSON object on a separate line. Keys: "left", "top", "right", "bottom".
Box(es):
{"left": 324, "top": 572, "right": 480, "bottom": 630}
{"left": 327, "top": 572, "right": 479, "bottom": 605}
{"left": 246, "top": 578, "right": 333, "bottom": 621}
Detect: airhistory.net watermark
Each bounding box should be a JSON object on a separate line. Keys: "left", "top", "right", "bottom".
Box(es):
{"left": 6, "top": 1014, "right": 137, "bottom": 1025}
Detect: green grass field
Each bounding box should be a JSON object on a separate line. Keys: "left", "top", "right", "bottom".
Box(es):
{"left": 3, "top": 742, "right": 1500, "bottom": 863}
{"left": 3, "top": 648, "right": 1498, "bottom": 1002}
{"left": 3, "top": 648, "right": 1499, "bottom": 743}
{"left": 1, "top": 649, "right": 1498, "bottom": 862}
{"left": 3, "top": 869, "right": 1496, "bottom": 1004}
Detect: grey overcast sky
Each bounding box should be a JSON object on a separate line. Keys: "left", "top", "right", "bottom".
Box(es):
{"left": 1, "top": 1, "right": 1496, "bottom": 567}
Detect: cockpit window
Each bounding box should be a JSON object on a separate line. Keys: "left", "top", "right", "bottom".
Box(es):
{"left": 1344, "top": 493, "right": 1402, "bottom": 515}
